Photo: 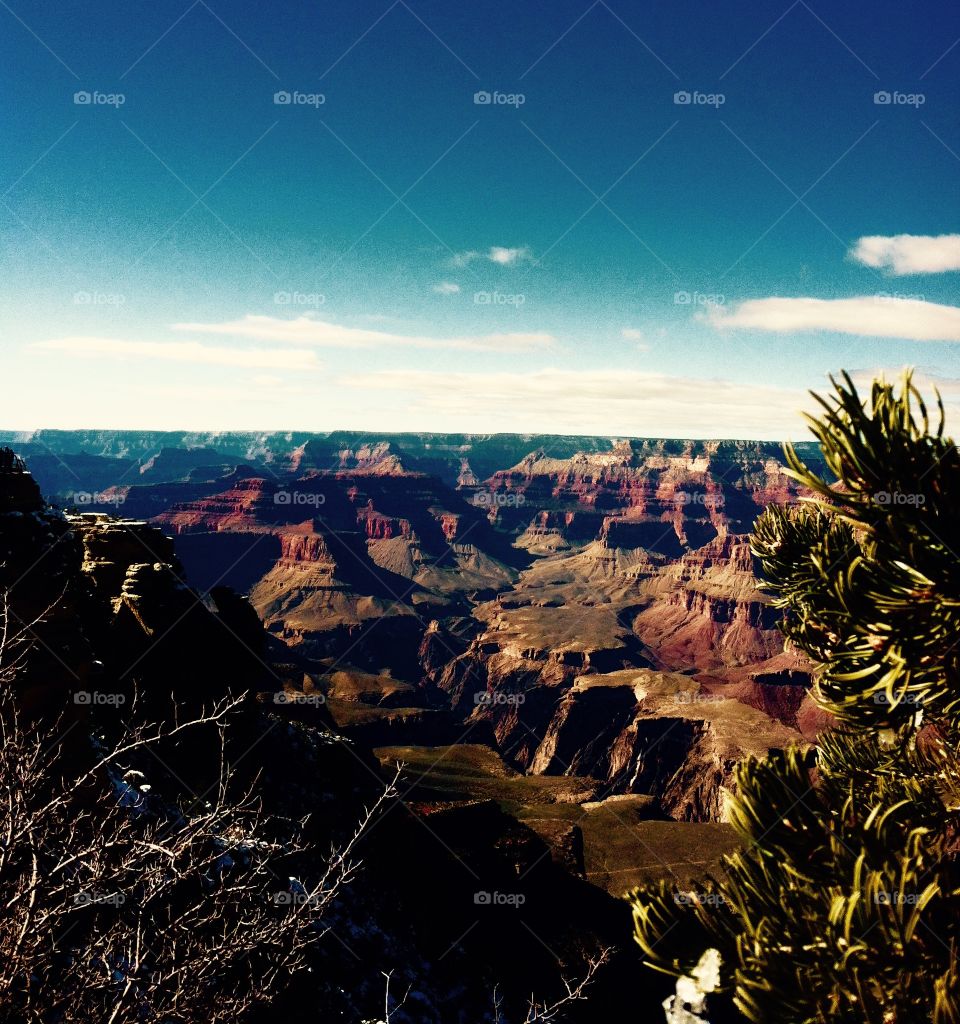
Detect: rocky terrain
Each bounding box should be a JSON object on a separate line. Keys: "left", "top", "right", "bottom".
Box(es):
{"left": 0, "top": 446, "right": 664, "bottom": 1022}
{"left": 0, "top": 429, "right": 829, "bottom": 909}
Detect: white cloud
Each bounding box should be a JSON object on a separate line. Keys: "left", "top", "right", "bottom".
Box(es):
{"left": 32, "top": 336, "right": 321, "bottom": 370}
{"left": 338, "top": 367, "right": 809, "bottom": 438}
{"left": 172, "top": 315, "right": 554, "bottom": 353}
{"left": 489, "top": 246, "right": 531, "bottom": 265}
{"left": 706, "top": 296, "right": 960, "bottom": 342}
{"left": 850, "top": 234, "right": 960, "bottom": 275}
{"left": 432, "top": 281, "right": 461, "bottom": 294}
{"left": 453, "top": 246, "right": 533, "bottom": 267}
{"left": 621, "top": 327, "right": 650, "bottom": 351}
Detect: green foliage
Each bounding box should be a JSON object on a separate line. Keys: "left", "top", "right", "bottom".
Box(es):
{"left": 630, "top": 372, "right": 960, "bottom": 1023}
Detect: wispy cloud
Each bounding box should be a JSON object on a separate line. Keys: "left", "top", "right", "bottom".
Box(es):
{"left": 339, "top": 367, "right": 808, "bottom": 438}
{"left": 621, "top": 327, "right": 649, "bottom": 350}
{"left": 850, "top": 234, "right": 960, "bottom": 275}
{"left": 453, "top": 245, "right": 533, "bottom": 267}
{"left": 706, "top": 296, "right": 960, "bottom": 342}
{"left": 847, "top": 366, "right": 960, "bottom": 400}
{"left": 845, "top": 366, "right": 960, "bottom": 424}
{"left": 32, "top": 336, "right": 322, "bottom": 370}
{"left": 172, "top": 315, "right": 554, "bottom": 352}
{"left": 432, "top": 281, "right": 460, "bottom": 294}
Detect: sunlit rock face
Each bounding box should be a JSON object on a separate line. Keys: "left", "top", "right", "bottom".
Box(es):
{"left": 0, "top": 431, "right": 829, "bottom": 823}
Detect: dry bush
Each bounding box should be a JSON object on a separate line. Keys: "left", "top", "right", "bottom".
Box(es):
{"left": 0, "top": 592, "right": 398, "bottom": 1024}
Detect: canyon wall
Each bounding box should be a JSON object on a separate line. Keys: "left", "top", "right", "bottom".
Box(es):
{"left": 1, "top": 430, "right": 829, "bottom": 831}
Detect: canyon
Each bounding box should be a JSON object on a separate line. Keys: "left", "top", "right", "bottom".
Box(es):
{"left": 1, "top": 428, "right": 828, "bottom": 901}
{"left": 0, "top": 429, "right": 836, "bottom": 1018}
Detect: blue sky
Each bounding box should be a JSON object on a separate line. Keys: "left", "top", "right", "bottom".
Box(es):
{"left": 2, "top": 0, "right": 960, "bottom": 437}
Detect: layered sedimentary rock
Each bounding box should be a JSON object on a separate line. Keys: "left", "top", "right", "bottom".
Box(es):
{"left": 2, "top": 431, "right": 830, "bottom": 830}
{"left": 150, "top": 466, "right": 520, "bottom": 677}
{"left": 0, "top": 447, "right": 658, "bottom": 1019}
{"left": 529, "top": 670, "right": 802, "bottom": 821}
{"left": 485, "top": 438, "right": 822, "bottom": 544}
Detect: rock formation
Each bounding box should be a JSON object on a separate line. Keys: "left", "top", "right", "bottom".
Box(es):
{"left": 3, "top": 432, "right": 828, "bottom": 837}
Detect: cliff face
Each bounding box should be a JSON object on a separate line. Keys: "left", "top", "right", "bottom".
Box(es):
{"left": 150, "top": 467, "right": 520, "bottom": 677}
{"left": 0, "top": 451, "right": 92, "bottom": 717}
{"left": 524, "top": 670, "right": 801, "bottom": 821}
{"left": 444, "top": 519, "right": 816, "bottom": 822}
{"left": 485, "top": 439, "right": 815, "bottom": 537}
{"left": 634, "top": 534, "right": 784, "bottom": 669}
{"left": 0, "top": 446, "right": 667, "bottom": 1020}
{"left": 4, "top": 432, "right": 827, "bottom": 832}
